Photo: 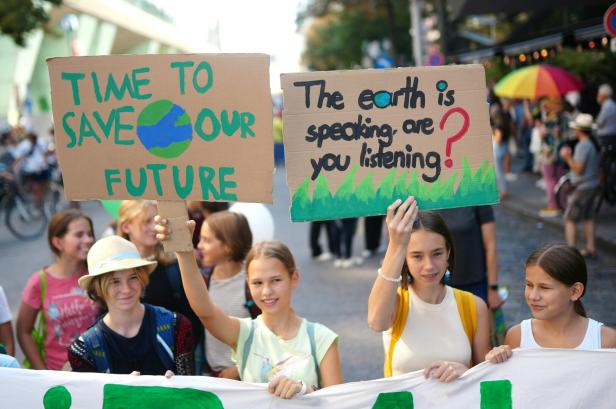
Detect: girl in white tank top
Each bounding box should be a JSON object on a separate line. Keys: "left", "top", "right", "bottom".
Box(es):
{"left": 486, "top": 245, "right": 616, "bottom": 364}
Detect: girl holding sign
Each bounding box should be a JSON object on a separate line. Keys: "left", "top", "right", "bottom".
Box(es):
{"left": 486, "top": 245, "right": 616, "bottom": 363}
{"left": 368, "top": 197, "right": 490, "bottom": 381}
{"left": 155, "top": 216, "right": 343, "bottom": 399}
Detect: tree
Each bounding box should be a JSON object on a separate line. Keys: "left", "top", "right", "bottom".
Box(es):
{"left": 0, "top": 0, "right": 62, "bottom": 47}
{"left": 299, "top": 0, "right": 412, "bottom": 70}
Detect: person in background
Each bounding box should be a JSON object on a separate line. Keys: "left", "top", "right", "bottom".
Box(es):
{"left": 335, "top": 218, "right": 360, "bottom": 268}
{"left": 363, "top": 216, "right": 385, "bottom": 258}
{"left": 68, "top": 236, "right": 194, "bottom": 375}
{"left": 187, "top": 201, "right": 230, "bottom": 252}
{"left": 486, "top": 245, "right": 616, "bottom": 363}
{"left": 559, "top": 114, "right": 601, "bottom": 259}
{"left": 0, "top": 285, "right": 15, "bottom": 355}
{"left": 596, "top": 84, "right": 616, "bottom": 148}
{"left": 12, "top": 132, "right": 50, "bottom": 206}
{"left": 198, "top": 211, "right": 261, "bottom": 379}
{"left": 17, "top": 210, "right": 98, "bottom": 370}
{"left": 118, "top": 200, "right": 203, "bottom": 372}
{"left": 309, "top": 221, "right": 339, "bottom": 262}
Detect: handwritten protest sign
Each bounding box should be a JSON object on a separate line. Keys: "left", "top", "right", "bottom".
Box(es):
{"left": 47, "top": 54, "right": 274, "bottom": 203}
{"left": 2, "top": 350, "right": 615, "bottom": 408}
{"left": 281, "top": 65, "right": 497, "bottom": 221}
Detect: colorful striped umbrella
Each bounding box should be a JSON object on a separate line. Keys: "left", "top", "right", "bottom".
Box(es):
{"left": 494, "top": 64, "right": 584, "bottom": 99}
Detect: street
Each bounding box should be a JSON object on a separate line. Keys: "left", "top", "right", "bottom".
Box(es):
{"left": 1, "top": 167, "right": 615, "bottom": 382}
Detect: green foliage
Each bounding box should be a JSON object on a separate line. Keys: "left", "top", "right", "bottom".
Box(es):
{"left": 300, "top": 0, "right": 411, "bottom": 70}
{"left": 290, "top": 158, "right": 499, "bottom": 221}
{"left": 0, "top": 0, "right": 62, "bottom": 47}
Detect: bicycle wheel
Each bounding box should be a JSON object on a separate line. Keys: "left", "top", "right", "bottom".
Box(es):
{"left": 5, "top": 196, "right": 48, "bottom": 240}
{"left": 554, "top": 176, "right": 573, "bottom": 211}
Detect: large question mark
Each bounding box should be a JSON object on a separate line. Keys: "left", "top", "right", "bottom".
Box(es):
{"left": 439, "top": 107, "right": 470, "bottom": 168}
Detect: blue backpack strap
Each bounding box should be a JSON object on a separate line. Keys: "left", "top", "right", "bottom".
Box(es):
{"left": 240, "top": 319, "right": 256, "bottom": 380}
{"left": 80, "top": 320, "right": 111, "bottom": 373}
{"left": 306, "top": 321, "right": 321, "bottom": 388}
{"left": 148, "top": 304, "right": 176, "bottom": 370}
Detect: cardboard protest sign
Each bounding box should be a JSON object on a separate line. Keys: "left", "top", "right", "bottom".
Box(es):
{"left": 281, "top": 64, "right": 498, "bottom": 222}
{"left": 47, "top": 54, "right": 274, "bottom": 203}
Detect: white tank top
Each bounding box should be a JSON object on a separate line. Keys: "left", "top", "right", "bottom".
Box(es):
{"left": 520, "top": 318, "right": 603, "bottom": 349}
{"left": 383, "top": 286, "right": 472, "bottom": 376}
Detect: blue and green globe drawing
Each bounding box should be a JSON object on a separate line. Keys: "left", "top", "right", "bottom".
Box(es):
{"left": 136, "top": 99, "right": 192, "bottom": 158}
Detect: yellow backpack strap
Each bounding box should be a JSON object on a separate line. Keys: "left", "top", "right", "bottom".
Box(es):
{"left": 453, "top": 288, "right": 477, "bottom": 345}
{"left": 384, "top": 287, "right": 409, "bottom": 377}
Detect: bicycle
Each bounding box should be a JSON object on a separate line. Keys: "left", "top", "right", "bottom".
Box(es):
{"left": 554, "top": 138, "right": 616, "bottom": 213}
{"left": 0, "top": 178, "right": 48, "bottom": 240}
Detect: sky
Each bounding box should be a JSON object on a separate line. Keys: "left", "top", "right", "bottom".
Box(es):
{"left": 159, "top": 0, "right": 307, "bottom": 93}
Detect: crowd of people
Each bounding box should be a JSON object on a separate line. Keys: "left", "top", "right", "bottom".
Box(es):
{"left": 0, "top": 192, "right": 613, "bottom": 399}
{"left": 489, "top": 84, "right": 616, "bottom": 258}
{"left": 0, "top": 77, "right": 614, "bottom": 398}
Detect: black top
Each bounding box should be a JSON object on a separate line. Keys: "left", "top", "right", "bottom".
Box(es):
{"left": 437, "top": 206, "right": 495, "bottom": 286}
{"left": 98, "top": 306, "right": 167, "bottom": 375}
{"left": 142, "top": 261, "right": 203, "bottom": 344}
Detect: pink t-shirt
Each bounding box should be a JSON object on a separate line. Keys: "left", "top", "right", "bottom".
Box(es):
{"left": 22, "top": 267, "right": 98, "bottom": 370}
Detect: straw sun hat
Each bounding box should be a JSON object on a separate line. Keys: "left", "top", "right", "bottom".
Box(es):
{"left": 78, "top": 235, "right": 157, "bottom": 290}
{"left": 569, "top": 113, "right": 594, "bottom": 132}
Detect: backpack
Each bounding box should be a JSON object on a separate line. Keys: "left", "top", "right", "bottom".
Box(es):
{"left": 384, "top": 287, "right": 477, "bottom": 378}
{"left": 202, "top": 266, "right": 261, "bottom": 319}
{"left": 240, "top": 320, "right": 321, "bottom": 388}
{"left": 80, "top": 304, "right": 176, "bottom": 373}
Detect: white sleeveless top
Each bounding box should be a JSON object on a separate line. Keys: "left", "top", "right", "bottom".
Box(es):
{"left": 383, "top": 286, "right": 472, "bottom": 376}
{"left": 520, "top": 318, "right": 603, "bottom": 349}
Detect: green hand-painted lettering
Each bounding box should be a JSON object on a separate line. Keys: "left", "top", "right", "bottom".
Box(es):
{"left": 43, "top": 386, "right": 72, "bottom": 409}
{"left": 218, "top": 167, "right": 237, "bottom": 200}
{"left": 115, "top": 106, "right": 135, "bottom": 145}
{"left": 173, "top": 165, "right": 194, "bottom": 199}
{"left": 62, "top": 112, "right": 77, "bottom": 148}
{"left": 480, "top": 380, "right": 512, "bottom": 409}
{"left": 192, "top": 61, "right": 213, "bottom": 94}
{"left": 146, "top": 164, "right": 167, "bottom": 196}
{"left": 103, "top": 384, "right": 224, "bottom": 409}
{"left": 79, "top": 113, "right": 101, "bottom": 145}
{"left": 131, "top": 67, "right": 152, "bottom": 100}
{"left": 104, "top": 72, "right": 135, "bottom": 102}
{"left": 91, "top": 72, "right": 103, "bottom": 103}
{"left": 199, "top": 166, "right": 219, "bottom": 200}
{"left": 371, "top": 391, "right": 414, "bottom": 409}
{"left": 61, "top": 72, "right": 85, "bottom": 106}
{"left": 240, "top": 112, "right": 255, "bottom": 138}
{"left": 93, "top": 111, "right": 116, "bottom": 139}
{"left": 195, "top": 108, "right": 221, "bottom": 141}
{"left": 220, "top": 110, "right": 240, "bottom": 136}
{"left": 126, "top": 167, "right": 147, "bottom": 196}
{"left": 104, "top": 169, "right": 121, "bottom": 196}
{"left": 170, "top": 61, "right": 195, "bottom": 95}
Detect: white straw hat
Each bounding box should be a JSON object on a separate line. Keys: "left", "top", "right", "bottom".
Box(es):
{"left": 569, "top": 113, "right": 594, "bottom": 132}
{"left": 79, "top": 235, "right": 157, "bottom": 289}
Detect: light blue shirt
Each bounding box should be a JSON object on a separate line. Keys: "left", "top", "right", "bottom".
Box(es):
{"left": 0, "top": 354, "right": 20, "bottom": 368}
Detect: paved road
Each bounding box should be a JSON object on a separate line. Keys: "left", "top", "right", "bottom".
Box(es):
{"left": 1, "top": 168, "right": 614, "bottom": 382}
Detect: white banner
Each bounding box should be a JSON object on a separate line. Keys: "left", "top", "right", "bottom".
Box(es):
{"left": 1, "top": 349, "right": 615, "bottom": 408}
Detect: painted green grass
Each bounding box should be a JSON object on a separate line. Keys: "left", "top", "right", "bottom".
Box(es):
{"left": 291, "top": 158, "right": 498, "bottom": 221}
